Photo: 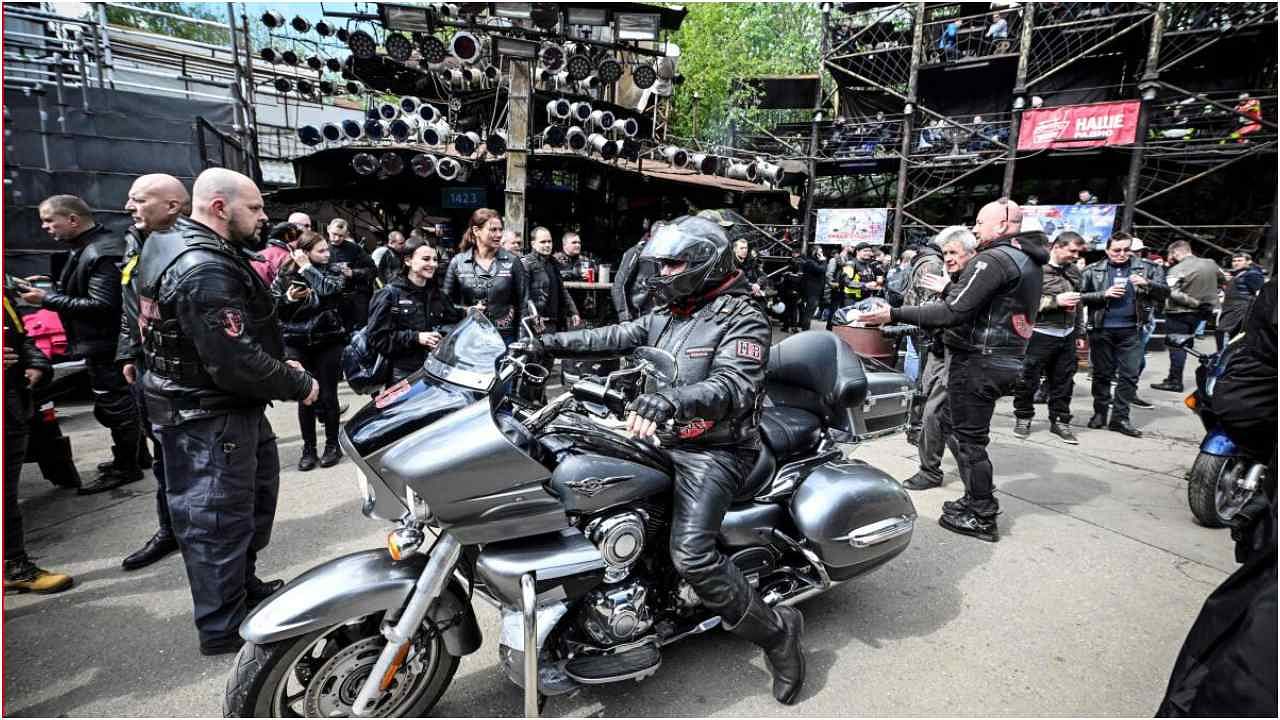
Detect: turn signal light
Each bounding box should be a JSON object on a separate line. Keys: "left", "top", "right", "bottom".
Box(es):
{"left": 1184, "top": 393, "right": 1197, "bottom": 412}
{"left": 387, "top": 526, "right": 425, "bottom": 561}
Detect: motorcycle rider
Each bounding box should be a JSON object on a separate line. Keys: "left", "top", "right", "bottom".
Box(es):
{"left": 138, "top": 168, "right": 319, "bottom": 655}
{"left": 513, "top": 215, "right": 806, "bottom": 704}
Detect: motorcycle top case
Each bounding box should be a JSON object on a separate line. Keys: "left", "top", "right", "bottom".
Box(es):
{"left": 846, "top": 369, "right": 912, "bottom": 440}
{"left": 790, "top": 458, "right": 915, "bottom": 581}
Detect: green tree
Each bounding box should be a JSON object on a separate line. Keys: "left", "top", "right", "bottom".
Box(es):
{"left": 668, "top": 2, "right": 824, "bottom": 143}
{"left": 103, "top": 2, "right": 234, "bottom": 44}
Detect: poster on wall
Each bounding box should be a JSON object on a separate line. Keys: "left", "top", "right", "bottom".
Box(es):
{"left": 1023, "top": 204, "right": 1119, "bottom": 248}
{"left": 815, "top": 208, "right": 889, "bottom": 245}
{"left": 1017, "top": 100, "right": 1141, "bottom": 150}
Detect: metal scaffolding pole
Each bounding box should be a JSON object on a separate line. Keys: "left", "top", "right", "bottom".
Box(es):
{"left": 801, "top": 4, "right": 832, "bottom": 253}
{"left": 1003, "top": 2, "right": 1035, "bottom": 196}
{"left": 1121, "top": 4, "right": 1166, "bottom": 232}
{"left": 504, "top": 58, "right": 531, "bottom": 240}
{"left": 891, "top": 2, "right": 926, "bottom": 257}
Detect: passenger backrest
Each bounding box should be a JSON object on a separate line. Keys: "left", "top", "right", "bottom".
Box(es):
{"left": 765, "top": 331, "right": 868, "bottom": 428}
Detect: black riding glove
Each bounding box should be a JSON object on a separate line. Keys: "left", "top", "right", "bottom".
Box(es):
{"left": 508, "top": 334, "right": 547, "bottom": 360}
{"left": 629, "top": 393, "right": 676, "bottom": 425}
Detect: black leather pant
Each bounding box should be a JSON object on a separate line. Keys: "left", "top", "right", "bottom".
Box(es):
{"left": 667, "top": 442, "right": 760, "bottom": 625}
{"left": 87, "top": 355, "right": 144, "bottom": 471}
{"left": 4, "top": 417, "right": 28, "bottom": 564}
{"left": 131, "top": 376, "right": 169, "bottom": 535}
{"left": 947, "top": 351, "right": 1021, "bottom": 518}
{"left": 157, "top": 409, "right": 279, "bottom": 644}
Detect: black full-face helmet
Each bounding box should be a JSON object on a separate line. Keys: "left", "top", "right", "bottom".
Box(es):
{"left": 641, "top": 215, "right": 736, "bottom": 306}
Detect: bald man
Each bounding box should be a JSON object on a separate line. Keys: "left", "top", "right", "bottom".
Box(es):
{"left": 858, "top": 198, "right": 1048, "bottom": 542}
{"left": 136, "top": 168, "right": 318, "bottom": 655}
{"left": 287, "top": 211, "right": 312, "bottom": 232}
{"left": 116, "top": 174, "right": 189, "bottom": 571}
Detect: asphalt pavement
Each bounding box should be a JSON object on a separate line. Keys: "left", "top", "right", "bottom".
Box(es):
{"left": 2, "top": 343, "right": 1237, "bottom": 717}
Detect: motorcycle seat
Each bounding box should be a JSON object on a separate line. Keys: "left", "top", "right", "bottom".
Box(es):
{"left": 759, "top": 406, "right": 823, "bottom": 458}
{"left": 738, "top": 443, "right": 777, "bottom": 501}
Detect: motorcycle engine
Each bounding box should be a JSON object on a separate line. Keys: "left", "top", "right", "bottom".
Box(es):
{"left": 579, "top": 511, "right": 655, "bottom": 646}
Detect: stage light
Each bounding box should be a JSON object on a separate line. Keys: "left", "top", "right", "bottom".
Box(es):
{"left": 335, "top": 28, "right": 349, "bottom": 42}
{"left": 615, "top": 12, "right": 660, "bottom": 41}
{"left": 399, "top": 96, "right": 422, "bottom": 115}
{"left": 296, "top": 79, "right": 314, "bottom": 95}
{"left": 381, "top": 152, "right": 404, "bottom": 175}
{"left": 273, "top": 77, "right": 293, "bottom": 93}
{"left": 493, "top": 2, "right": 532, "bottom": 20}
{"left": 378, "top": 102, "right": 399, "bottom": 120}
{"left": 364, "top": 119, "right": 388, "bottom": 140}
{"left": 345, "top": 81, "right": 363, "bottom": 95}
{"left": 690, "top": 152, "right": 718, "bottom": 174}
{"left": 569, "top": 101, "right": 592, "bottom": 123}
{"left": 411, "top": 153, "right": 437, "bottom": 177}
{"left": 291, "top": 16, "right": 310, "bottom": 33}
{"left": 385, "top": 33, "right": 413, "bottom": 62}
{"left": 486, "top": 130, "right": 508, "bottom": 155}
{"left": 596, "top": 58, "right": 623, "bottom": 84}
{"left": 493, "top": 36, "right": 538, "bottom": 60}
{"left": 298, "top": 125, "right": 323, "bottom": 146}
{"left": 531, "top": 3, "right": 561, "bottom": 30}
{"left": 539, "top": 43, "right": 564, "bottom": 70}
{"left": 326, "top": 57, "right": 342, "bottom": 73}
{"left": 756, "top": 160, "right": 785, "bottom": 184}
{"left": 347, "top": 30, "right": 378, "bottom": 59}
{"left": 352, "top": 152, "right": 378, "bottom": 175}
{"left": 566, "top": 53, "right": 593, "bottom": 81}
{"left": 318, "top": 80, "right": 335, "bottom": 95}
{"left": 417, "top": 104, "right": 440, "bottom": 123}
{"left": 566, "top": 126, "right": 588, "bottom": 152}
{"left": 341, "top": 119, "right": 364, "bottom": 140}
{"left": 588, "top": 133, "right": 618, "bottom": 160}
{"left": 436, "top": 156, "right": 464, "bottom": 180}
{"left": 261, "top": 11, "right": 285, "bottom": 29}
{"left": 546, "top": 98, "right": 571, "bottom": 120}
{"left": 454, "top": 131, "right": 481, "bottom": 155}
{"left": 1031, "top": 95, "right": 1044, "bottom": 108}
{"left": 726, "top": 161, "right": 758, "bottom": 182}
{"left": 566, "top": 6, "right": 608, "bottom": 25}
{"left": 306, "top": 55, "right": 324, "bottom": 71}
{"left": 421, "top": 122, "right": 451, "bottom": 146}
{"left": 450, "top": 32, "right": 481, "bottom": 63}
{"left": 260, "top": 47, "right": 279, "bottom": 64}
{"left": 484, "top": 65, "right": 501, "bottom": 84}
{"left": 661, "top": 145, "right": 689, "bottom": 168}
{"left": 615, "top": 117, "right": 639, "bottom": 138}
{"left": 417, "top": 34, "right": 448, "bottom": 64}
{"left": 541, "top": 125, "right": 567, "bottom": 147}
{"left": 389, "top": 118, "right": 413, "bottom": 142}
{"left": 320, "top": 123, "right": 342, "bottom": 142}
{"left": 631, "top": 64, "right": 656, "bottom": 90}
{"left": 315, "top": 21, "right": 333, "bottom": 37}
{"left": 589, "top": 109, "right": 615, "bottom": 131}
{"left": 282, "top": 50, "right": 300, "bottom": 66}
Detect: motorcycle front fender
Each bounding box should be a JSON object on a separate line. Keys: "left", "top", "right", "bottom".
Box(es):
{"left": 239, "top": 548, "right": 481, "bottom": 656}
{"left": 1200, "top": 427, "right": 1243, "bottom": 457}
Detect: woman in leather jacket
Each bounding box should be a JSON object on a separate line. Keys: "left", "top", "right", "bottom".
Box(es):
{"left": 366, "top": 236, "right": 459, "bottom": 386}
{"left": 522, "top": 226, "right": 581, "bottom": 332}
{"left": 442, "top": 208, "right": 528, "bottom": 344}
{"left": 272, "top": 231, "right": 348, "bottom": 470}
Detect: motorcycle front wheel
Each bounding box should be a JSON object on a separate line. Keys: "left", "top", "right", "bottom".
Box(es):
{"left": 223, "top": 613, "right": 458, "bottom": 718}
{"left": 1187, "top": 453, "right": 1256, "bottom": 528}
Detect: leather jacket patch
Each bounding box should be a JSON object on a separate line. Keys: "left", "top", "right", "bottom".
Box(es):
{"left": 217, "top": 308, "right": 246, "bottom": 337}
{"left": 736, "top": 339, "right": 764, "bottom": 361}
{"left": 1011, "top": 313, "right": 1033, "bottom": 339}
{"left": 685, "top": 346, "right": 715, "bottom": 359}
{"left": 678, "top": 418, "right": 715, "bottom": 439}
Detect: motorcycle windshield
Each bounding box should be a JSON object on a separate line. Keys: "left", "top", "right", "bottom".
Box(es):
{"left": 424, "top": 311, "right": 507, "bottom": 391}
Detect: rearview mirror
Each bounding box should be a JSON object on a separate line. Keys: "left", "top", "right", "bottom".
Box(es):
{"left": 634, "top": 347, "right": 678, "bottom": 385}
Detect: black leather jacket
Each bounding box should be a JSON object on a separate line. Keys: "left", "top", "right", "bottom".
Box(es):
{"left": 522, "top": 253, "right": 579, "bottom": 325}
{"left": 612, "top": 239, "right": 655, "bottom": 322}
{"left": 892, "top": 232, "right": 1050, "bottom": 357}
{"left": 5, "top": 290, "right": 53, "bottom": 425}
{"left": 542, "top": 272, "right": 771, "bottom": 448}
{"left": 1079, "top": 255, "right": 1169, "bottom": 330}
{"left": 553, "top": 251, "right": 597, "bottom": 281}
{"left": 271, "top": 263, "right": 349, "bottom": 352}
{"left": 41, "top": 224, "right": 125, "bottom": 359}
{"left": 116, "top": 224, "right": 148, "bottom": 365}
{"left": 442, "top": 248, "right": 528, "bottom": 334}
{"left": 138, "top": 218, "right": 313, "bottom": 426}
{"left": 366, "top": 277, "right": 459, "bottom": 383}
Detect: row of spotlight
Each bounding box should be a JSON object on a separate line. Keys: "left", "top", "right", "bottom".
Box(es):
{"left": 350, "top": 151, "right": 469, "bottom": 181}
{"left": 657, "top": 146, "right": 787, "bottom": 186}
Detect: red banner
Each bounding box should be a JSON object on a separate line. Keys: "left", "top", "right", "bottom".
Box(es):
{"left": 1017, "top": 100, "right": 1141, "bottom": 150}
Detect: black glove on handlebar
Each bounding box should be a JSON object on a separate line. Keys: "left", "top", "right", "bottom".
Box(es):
{"left": 628, "top": 392, "right": 676, "bottom": 425}
{"left": 509, "top": 334, "right": 547, "bottom": 359}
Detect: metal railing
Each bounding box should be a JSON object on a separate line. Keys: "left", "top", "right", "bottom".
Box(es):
{"left": 910, "top": 112, "right": 1012, "bottom": 160}
{"left": 921, "top": 5, "right": 1025, "bottom": 65}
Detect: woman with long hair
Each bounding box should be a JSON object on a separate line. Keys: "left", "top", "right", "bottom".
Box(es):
{"left": 441, "top": 208, "right": 528, "bottom": 343}
{"left": 271, "top": 231, "right": 348, "bottom": 471}
{"left": 366, "top": 236, "right": 460, "bottom": 386}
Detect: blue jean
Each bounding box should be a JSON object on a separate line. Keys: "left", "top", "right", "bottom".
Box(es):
{"left": 904, "top": 336, "right": 921, "bottom": 384}
{"left": 1137, "top": 316, "right": 1156, "bottom": 378}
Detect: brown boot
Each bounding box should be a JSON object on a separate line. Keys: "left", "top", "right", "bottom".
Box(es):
{"left": 4, "top": 558, "right": 74, "bottom": 594}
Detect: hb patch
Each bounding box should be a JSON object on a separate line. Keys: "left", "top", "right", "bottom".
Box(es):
{"left": 736, "top": 340, "right": 763, "bottom": 361}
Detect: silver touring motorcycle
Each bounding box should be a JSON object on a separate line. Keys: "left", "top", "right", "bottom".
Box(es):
{"left": 224, "top": 312, "right": 917, "bottom": 717}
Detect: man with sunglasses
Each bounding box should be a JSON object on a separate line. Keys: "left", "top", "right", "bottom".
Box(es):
{"left": 1078, "top": 232, "right": 1169, "bottom": 438}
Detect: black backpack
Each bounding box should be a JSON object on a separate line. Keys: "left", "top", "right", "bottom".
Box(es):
{"left": 342, "top": 325, "right": 390, "bottom": 395}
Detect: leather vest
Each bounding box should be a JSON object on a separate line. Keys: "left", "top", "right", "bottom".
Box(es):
{"left": 943, "top": 242, "right": 1044, "bottom": 356}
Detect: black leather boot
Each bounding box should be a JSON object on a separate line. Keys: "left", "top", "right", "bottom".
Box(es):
{"left": 298, "top": 445, "right": 318, "bottom": 472}
{"left": 725, "top": 596, "right": 806, "bottom": 705}
{"left": 319, "top": 443, "right": 342, "bottom": 468}
{"left": 121, "top": 530, "right": 179, "bottom": 571}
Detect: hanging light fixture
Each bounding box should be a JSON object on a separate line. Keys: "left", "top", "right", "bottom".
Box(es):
{"left": 756, "top": 160, "right": 785, "bottom": 185}
{"left": 596, "top": 58, "right": 623, "bottom": 84}
{"left": 454, "top": 131, "right": 482, "bottom": 155}
{"left": 569, "top": 101, "right": 593, "bottom": 123}
{"left": 546, "top": 98, "right": 571, "bottom": 120}
{"left": 566, "top": 126, "right": 588, "bottom": 152}
{"left": 261, "top": 11, "right": 285, "bottom": 29}
{"left": 690, "top": 152, "right": 719, "bottom": 175}
{"left": 631, "top": 64, "right": 656, "bottom": 90}
{"left": 341, "top": 119, "right": 363, "bottom": 140}
{"left": 541, "top": 125, "right": 567, "bottom": 147}
{"left": 661, "top": 146, "right": 689, "bottom": 168}
{"left": 417, "top": 104, "right": 440, "bottom": 123}
{"left": 273, "top": 77, "right": 293, "bottom": 93}
{"left": 381, "top": 152, "right": 405, "bottom": 175}
{"left": 399, "top": 96, "right": 422, "bottom": 115}
{"left": 417, "top": 34, "right": 448, "bottom": 64}
{"left": 347, "top": 30, "right": 378, "bottom": 59}
{"left": 345, "top": 81, "right": 363, "bottom": 95}
{"left": 318, "top": 80, "right": 335, "bottom": 95}
{"left": 291, "top": 16, "right": 311, "bottom": 33}
{"left": 384, "top": 33, "right": 414, "bottom": 62}
{"left": 378, "top": 102, "right": 399, "bottom": 120}
{"left": 614, "top": 117, "right": 639, "bottom": 138}
{"left": 352, "top": 152, "right": 378, "bottom": 175}
{"left": 295, "top": 78, "right": 314, "bottom": 95}
{"left": 259, "top": 47, "right": 280, "bottom": 64}
{"left": 725, "top": 161, "right": 758, "bottom": 182}
{"left": 389, "top": 118, "right": 414, "bottom": 143}
{"left": 335, "top": 27, "right": 350, "bottom": 43}
{"left": 315, "top": 20, "right": 334, "bottom": 37}
{"left": 420, "top": 122, "right": 451, "bottom": 146}
{"left": 282, "top": 49, "right": 300, "bottom": 66}
{"left": 589, "top": 109, "right": 615, "bottom": 131}
{"left": 306, "top": 55, "right": 324, "bottom": 71}
{"left": 298, "top": 125, "right": 323, "bottom": 146}
{"left": 411, "top": 153, "right": 437, "bottom": 177}
{"left": 326, "top": 57, "right": 343, "bottom": 73}
{"left": 436, "top": 156, "right": 464, "bottom": 180}
{"left": 320, "top": 123, "right": 343, "bottom": 143}
{"left": 449, "top": 32, "right": 481, "bottom": 63}
{"left": 364, "top": 119, "right": 388, "bottom": 140}
{"left": 588, "top": 133, "right": 618, "bottom": 160}
{"left": 486, "top": 130, "right": 508, "bottom": 155}
{"left": 566, "top": 52, "right": 594, "bottom": 81}
{"left": 538, "top": 43, "right": 564, "bottom": 70}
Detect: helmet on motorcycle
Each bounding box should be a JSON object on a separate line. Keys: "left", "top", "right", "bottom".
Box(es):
{"left": 641, "top": 215, "right": 735, "bottom": 306}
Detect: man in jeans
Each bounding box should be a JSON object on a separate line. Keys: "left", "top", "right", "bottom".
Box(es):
{"left": 1013, "top": 232, "right": 1088, "bottom": 444}
{"left": 1079, "top": 233, "right": 1169, "bottom": 437}
{"left": 859, "top": 199, "right": 1048, "bottom": 542}
{"left": 1152, "top": 240, "right": 1223, "bottom": 393}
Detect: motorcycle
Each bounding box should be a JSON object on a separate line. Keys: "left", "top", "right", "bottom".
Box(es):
{"left": 224, "top": 311, "right": 916, "bottom": 717}
{"left": 1170, "top": 333, "right": 1266, "bottom": 527}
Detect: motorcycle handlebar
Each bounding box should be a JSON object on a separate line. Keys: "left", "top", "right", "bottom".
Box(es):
{"left": 571, "top": 379, "right": 631, "bottom": 417}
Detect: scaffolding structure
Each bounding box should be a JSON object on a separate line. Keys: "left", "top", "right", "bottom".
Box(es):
{"left": 763, "top": 1, "right": 1277, "bottom": 259}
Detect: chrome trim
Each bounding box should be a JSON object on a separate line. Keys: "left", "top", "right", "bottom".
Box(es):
{"left": 522, "top": 573, "right": 540, "bottom": 718}
{"left": 769, "top": 528, "right": 835, "bottom": 608}
{"left": 562, "top": 636, "right": 662, "bottom": 685}
{"left": 754, "top": 440, "right": 842, "bottom": 502}
{"left": 660, "top": 615, "right": 722, "bottom": 646}
{"left": 835, "top": 514, "right": 916, "bottom": 548}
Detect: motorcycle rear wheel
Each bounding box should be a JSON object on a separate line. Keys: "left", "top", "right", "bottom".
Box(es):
{"left": 1187, "top": 453, "right": 1255, "bottom": 528}
{"left": 223, "top": 614, "right": 458, "bottom": 718}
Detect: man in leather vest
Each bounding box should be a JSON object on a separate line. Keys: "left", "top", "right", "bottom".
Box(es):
{"left": 18, "top": 194, "right": 146, "bottom": 493}
{"left": 116, "top": 174, "right": 189, "bottom": 572}
{"left": 138, "top": 168, "right": 319, "bottom": 656}
{"left": 514, "top": 216, "right": 806, "bottom": 705}
{"left": 859, "top": 198, "right": 1048, "bottom": 542}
